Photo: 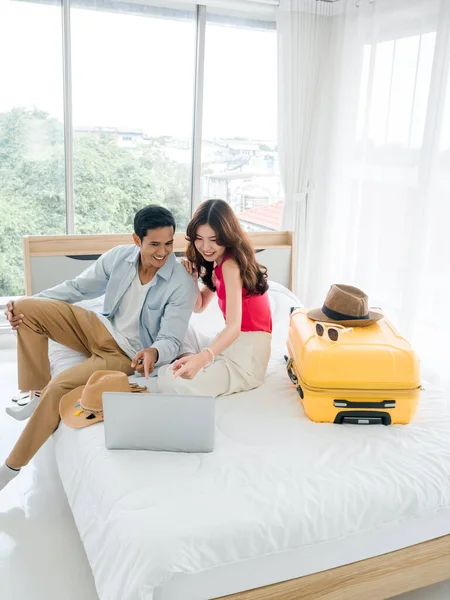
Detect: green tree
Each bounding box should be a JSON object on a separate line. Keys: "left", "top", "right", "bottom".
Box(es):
{"left": 0, "top": 108, "right": 66, "bottom": 295}
{"left": 0, "top": 108, "right": 191, "bottom": 296}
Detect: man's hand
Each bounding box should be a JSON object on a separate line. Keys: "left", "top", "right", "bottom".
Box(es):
{"left": 131, "top": 348, "right": 159, "bottom": 379}
{"left": 4, "top": 301, "right": 24, "bottom": 331}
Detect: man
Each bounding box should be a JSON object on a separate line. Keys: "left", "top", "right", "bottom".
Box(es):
{"left": 0, "top": 205, "right": 198, "bottom": 491}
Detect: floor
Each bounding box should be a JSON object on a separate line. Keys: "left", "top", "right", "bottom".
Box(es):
{"left": 0, "top": 334, "right": 449, "bottom": 600}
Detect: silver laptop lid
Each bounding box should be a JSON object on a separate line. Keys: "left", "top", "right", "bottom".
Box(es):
{"left": 102, "top": 392, "right": 215, "bottom": 453}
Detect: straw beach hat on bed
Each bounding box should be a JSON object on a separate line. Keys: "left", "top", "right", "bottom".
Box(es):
{"left": 307, "top": 284, "right": 383, "bottom": 327}
{"left": 60, "top": 370, "right": 148, "bottom": 429}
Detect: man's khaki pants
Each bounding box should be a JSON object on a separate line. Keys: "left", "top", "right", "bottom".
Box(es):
{"left": 7, "top": 298, "right": 133, "bottom": 469}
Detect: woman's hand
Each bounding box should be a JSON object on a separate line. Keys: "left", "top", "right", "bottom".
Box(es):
{"left": 181, "top": 258, "right": 199, "bottom": 281}
{"left": 171, "top": 351, "right": 209, "bottom": 380}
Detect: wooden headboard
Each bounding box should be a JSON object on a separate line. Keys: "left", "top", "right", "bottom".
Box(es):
{"left": 23, "top": 231, "right": 296, "bottom": 295}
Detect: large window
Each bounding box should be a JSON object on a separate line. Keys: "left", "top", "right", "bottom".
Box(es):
{"left": 0, "top": 1, "right": 280, "bottom": 297}
{"left": 71, "top": 3, "right": 197, "bottom": 233}
{"left": 201, "top": 13, "right": 282, "bottom": 232}
{"left": 0, "top": 0, "right": 65, "bottom": 296}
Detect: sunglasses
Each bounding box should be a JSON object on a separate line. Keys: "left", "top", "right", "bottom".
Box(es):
{"left": 315, "top": 322, "right": 352, "bottom": 342}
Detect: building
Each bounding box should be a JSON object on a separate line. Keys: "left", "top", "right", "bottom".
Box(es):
{"left": 74, "top": 126, "right": 144, "bottom": 149}
{"left": 238, "top": 200, "right": 284, "bottom": 232}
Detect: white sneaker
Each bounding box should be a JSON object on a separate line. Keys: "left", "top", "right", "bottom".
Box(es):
{"left": 11, "top": 391, "right": 41, "bottom": 406}
{"left": 11, "top": 392, "right": 41, "bottom": 406}
{"left": 18, "top": 391, "right": 40, "bottom": 406}
{"left": 6, "top": 391, "right": 41, "bottom": 421}
{"left": 0, "top": 463, "right": 20, "bottom": 491}
{"left": 11, "top": 391, "right": 30, "bottom": 404}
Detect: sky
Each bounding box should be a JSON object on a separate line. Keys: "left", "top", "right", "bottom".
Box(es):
{"left": 0, "top": 1, "right": 278, "bottom": 140}
{"left": 0, "top": 1, "right": 449, "bottom": 149}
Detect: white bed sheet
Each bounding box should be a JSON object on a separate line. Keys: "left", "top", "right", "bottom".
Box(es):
{"left": 48, "top": 285, "right": 450, "bottom": 600}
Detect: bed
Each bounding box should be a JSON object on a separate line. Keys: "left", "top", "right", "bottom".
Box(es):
{"left": 25, "top": 233, "right": 450, "bottom": 600}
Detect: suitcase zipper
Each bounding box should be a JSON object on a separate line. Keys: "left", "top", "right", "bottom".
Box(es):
{"left": 298, "top": 379, "right": 421, "bottom": 396}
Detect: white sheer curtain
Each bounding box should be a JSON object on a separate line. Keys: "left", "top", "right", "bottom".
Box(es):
{"left": 276, "top": 0, "right": 337, "bottom": 298}
{"left": 304, "top": 0, "right": 450, "bottom": 391}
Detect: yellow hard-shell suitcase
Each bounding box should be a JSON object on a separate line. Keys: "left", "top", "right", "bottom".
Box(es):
{"left": 286, "top": 308, "right": 421, "bottom": 425}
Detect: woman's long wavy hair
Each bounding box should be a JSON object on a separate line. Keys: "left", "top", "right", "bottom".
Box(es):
{"left": 185, "top": 199, "right": 269, "bottom": 296}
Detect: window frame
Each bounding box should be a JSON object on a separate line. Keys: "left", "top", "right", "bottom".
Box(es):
{"left": 57, "top": 0, "right": 277, "bottom": 232}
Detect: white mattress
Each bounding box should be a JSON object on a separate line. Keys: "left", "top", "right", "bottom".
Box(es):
{"left": 48, "top": 284, "right": 450, "bottom": 600}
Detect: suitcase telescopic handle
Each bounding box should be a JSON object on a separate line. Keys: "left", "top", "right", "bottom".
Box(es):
{"left": 334, "top": 411, "right": 392, "bottom": 425}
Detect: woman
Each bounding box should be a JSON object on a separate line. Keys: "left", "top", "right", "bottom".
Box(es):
{"left": 157, "top": 199, "right": 272, "bottom": 398}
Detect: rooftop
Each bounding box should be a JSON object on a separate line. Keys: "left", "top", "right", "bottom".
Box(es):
{"left": 238, "top": 200, "right": 284, "bottom": 231}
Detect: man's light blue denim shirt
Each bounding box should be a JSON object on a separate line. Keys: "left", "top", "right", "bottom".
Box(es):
{"left": 37, "top": 245, "right": 198, "bottom": 369}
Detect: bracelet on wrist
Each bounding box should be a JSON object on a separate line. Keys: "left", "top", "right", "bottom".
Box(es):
{"left": 202, "top": 347, "right": 215, "bottom": 370}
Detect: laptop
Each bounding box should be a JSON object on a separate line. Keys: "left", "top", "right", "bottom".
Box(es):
{"left": 102, "top": 392, "right": 215, "bottom": 453}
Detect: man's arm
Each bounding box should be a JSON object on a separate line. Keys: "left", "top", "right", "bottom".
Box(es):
{"left": 150, "top": 278, "right": 199, "bottom": 367}
{"left": 36, "top": 248, "right": 114, "bottom": 303}
{"left": 5, "top": 247, "right": 123, "bottom": 329}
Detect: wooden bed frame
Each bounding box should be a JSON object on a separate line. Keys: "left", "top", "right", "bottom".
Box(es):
{"left": 23, "top": 231, "right": 296, "bottom": 295}
{"left": 218, "top": 534, "right": 450, "bottom": 600}
{"left": 22, "top": 232, "right": 450, "bottom": 599}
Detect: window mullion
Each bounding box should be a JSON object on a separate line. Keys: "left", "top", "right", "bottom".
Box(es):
{"left": 62, "top": 0, "right": 75, "bottom": 234}
{"left": 191, "top": 4, "right": 207, "bottom": 215}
